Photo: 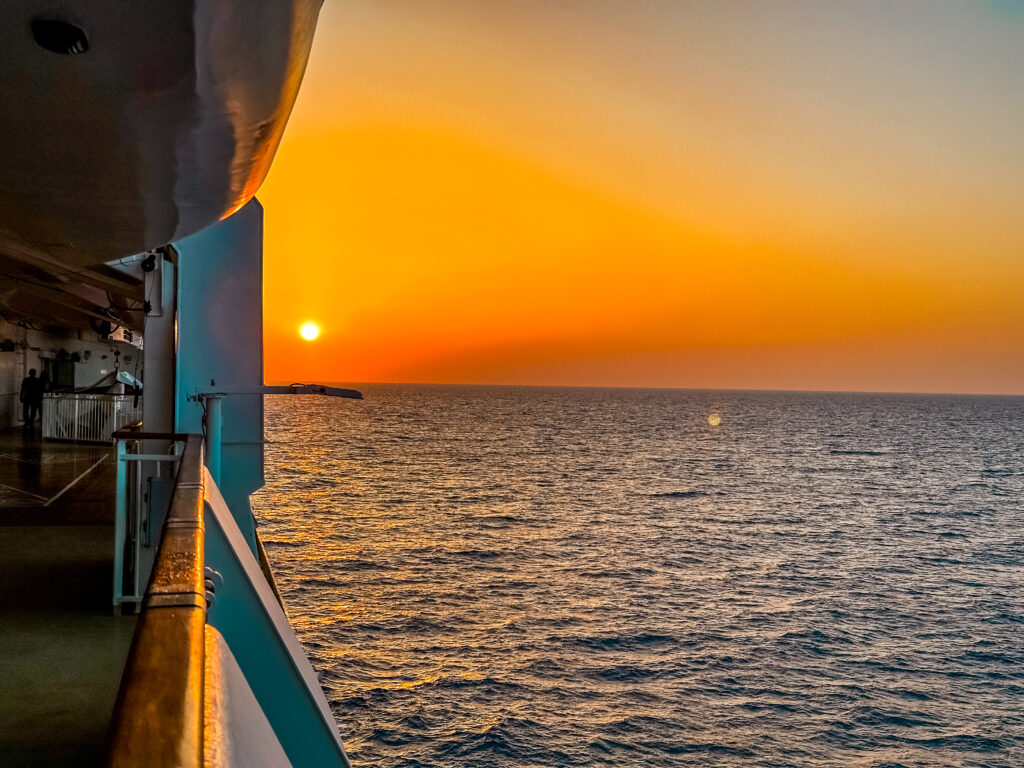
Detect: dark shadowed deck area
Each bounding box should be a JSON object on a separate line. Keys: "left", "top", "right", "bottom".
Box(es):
{"left": 0, "top": 430, "right": 135, "bottom": 767}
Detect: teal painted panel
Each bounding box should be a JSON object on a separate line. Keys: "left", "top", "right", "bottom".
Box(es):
{"left": 174, "top": 201, "right": 265, "bottom": 550}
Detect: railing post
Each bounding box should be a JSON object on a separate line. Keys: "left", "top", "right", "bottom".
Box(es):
{"left": 133, "top": 451, "right": 142, "bottom": 600}
{"left": 204, "top": 395, "right": 223, "bottom": 487}
{"left": 113, "top": 438, "right": 127, "bottom": 609}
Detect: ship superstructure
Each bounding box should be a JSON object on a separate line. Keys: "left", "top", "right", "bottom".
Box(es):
{"left": 0, "top": 3, "right": 352, "bottom": 766}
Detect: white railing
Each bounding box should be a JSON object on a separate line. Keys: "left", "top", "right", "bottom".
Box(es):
{"left": 42, "top": 393, "right": 143, "bottom": 442}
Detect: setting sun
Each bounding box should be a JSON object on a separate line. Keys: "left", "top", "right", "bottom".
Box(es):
{"left": 262, "top": 1, "right": 1024, "bottom": 394}
{"left": 299, "top": 321, "right": 321, "bottom": 341}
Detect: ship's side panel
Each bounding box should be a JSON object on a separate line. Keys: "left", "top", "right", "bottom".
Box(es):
{"left": 204, "top": 626, "right": 293, "bottom": 768}
{"left": 205, "top": 472, "right": 350, "bottom": 767}
{"left": 174, "top": 201, "right": 265, "bottom": 549}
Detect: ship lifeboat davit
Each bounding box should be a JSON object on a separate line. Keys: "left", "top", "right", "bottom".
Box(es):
{"left": 0, "top": 0, "right": 323, "bottom": 267}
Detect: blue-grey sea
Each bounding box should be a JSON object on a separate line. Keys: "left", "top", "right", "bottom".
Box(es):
{"left": 254, "top": 385, "right": 1024, "bottom": 768}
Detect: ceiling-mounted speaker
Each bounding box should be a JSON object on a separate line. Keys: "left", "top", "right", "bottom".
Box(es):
{"left": 31, "top": 18, "right": 89, "bottom": 55}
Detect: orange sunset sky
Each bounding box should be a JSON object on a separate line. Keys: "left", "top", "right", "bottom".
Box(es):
{"left": 262, "top": 1, "right": 1024, "bottom": 394}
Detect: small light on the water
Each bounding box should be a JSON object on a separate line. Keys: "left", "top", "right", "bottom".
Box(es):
{"left": 708, "top": 412, "right": 722, "bottom": 426}
{"left": 299, "top": 321, "right": 321, "bottom": 341}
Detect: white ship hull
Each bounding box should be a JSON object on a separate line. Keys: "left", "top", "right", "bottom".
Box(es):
{"left": 0, "top": 0, "right": 322, "bottom": 268}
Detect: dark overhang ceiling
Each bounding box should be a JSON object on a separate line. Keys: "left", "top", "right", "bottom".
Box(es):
{"left": 0, "top": 250, "right": 146, "bottom": 332}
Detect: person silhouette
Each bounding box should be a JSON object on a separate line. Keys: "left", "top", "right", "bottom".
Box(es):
{"left": 20, "top": 368, "right": 44, "bottom": 433}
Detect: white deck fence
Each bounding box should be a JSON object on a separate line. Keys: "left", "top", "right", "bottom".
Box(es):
{"left": 41, "top": 393, "right": 143, "bottom": 443}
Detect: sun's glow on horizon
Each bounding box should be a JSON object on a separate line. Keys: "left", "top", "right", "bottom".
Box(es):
{"left": 261, "top": 2, "right": 1024, "bottom": 395}
{"left": 299, "top": 321, "right": 321, "bottom": 341}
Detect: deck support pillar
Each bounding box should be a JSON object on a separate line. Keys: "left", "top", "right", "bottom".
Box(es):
{"left": 142, "top": 252, "right": 177, "bottom": 446}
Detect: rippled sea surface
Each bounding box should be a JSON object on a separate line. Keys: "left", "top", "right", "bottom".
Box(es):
{"left": 253, "top": 386, "right": 1024, "bottom": 768}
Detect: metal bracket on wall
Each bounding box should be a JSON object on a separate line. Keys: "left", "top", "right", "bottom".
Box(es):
{"left": 186, "top": 384, "right": 362, "bottom": 486}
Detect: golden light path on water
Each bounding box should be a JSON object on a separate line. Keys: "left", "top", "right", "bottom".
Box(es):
{"left": 254, "top": 386, "right": 1024, "bottom": 768}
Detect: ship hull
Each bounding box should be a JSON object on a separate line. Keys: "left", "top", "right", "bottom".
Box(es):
{"left": 0, "top": 0, "right": 322, "bottom": 267}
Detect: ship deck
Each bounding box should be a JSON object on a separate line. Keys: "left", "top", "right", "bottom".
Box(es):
{"left": 0, "top": 429, "right": 135, "bottom": 767}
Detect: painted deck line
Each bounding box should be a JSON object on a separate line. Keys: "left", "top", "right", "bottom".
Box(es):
{"left": 0, "top": 482, "right": 48, "bottom": 502}
{"left": 45, "top": 455, "right": 108, "bottom": 507}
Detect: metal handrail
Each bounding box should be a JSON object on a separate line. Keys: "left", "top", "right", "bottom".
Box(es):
{"left": 111, "top": 428, "right": 191, "bottom": 441}
{"left": 106, "top": 435, "right": 206, "bottom": 768}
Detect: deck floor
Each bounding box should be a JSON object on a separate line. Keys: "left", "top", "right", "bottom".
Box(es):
{"left": 0, "top": 430, "right": 135, "bottom": 767}
{"left": 0, "top": 429, "right": 114, "bottom": 525}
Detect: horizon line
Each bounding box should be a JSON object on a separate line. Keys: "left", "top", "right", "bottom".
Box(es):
{"left": 264, "top": 380, "right": 1024, "bottom": 399}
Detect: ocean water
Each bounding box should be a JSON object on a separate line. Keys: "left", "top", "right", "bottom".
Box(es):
{"left": 253, "top": 385, "right": 1024, "bottom": 768}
